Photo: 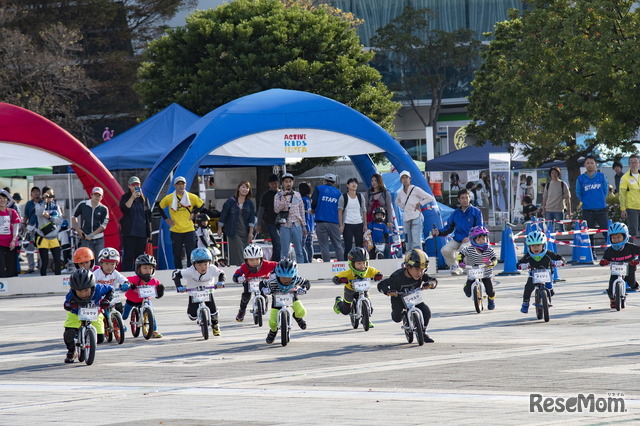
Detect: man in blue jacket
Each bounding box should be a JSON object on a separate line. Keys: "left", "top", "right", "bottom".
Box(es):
{"left": 311, "top": 173, "right": 344, "bottom": 261}
{"left": 432, "top": 189, "right": 483, "bottom": 275}
{"left": 576, "top": 155, "right": 609, "bottom": 258}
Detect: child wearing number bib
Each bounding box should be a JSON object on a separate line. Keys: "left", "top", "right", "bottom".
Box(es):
{"left": 457, "top": 226, "right": 498, "bottom": 310}
{"left": 123, "top": 254, "right": 165, "bottom": 338}
{"left": 260, "top": 259, "right": 310, "bottom": 344}
{"left": 598, "top": 222, "right": 640, "bottom": 308}
{"left": 376, "top": 249, "right": 438, "bottom": 343}
{"left": 62, "top": 269, "right": 114, "bottom": 363}
{"left": 231, "top": 244, "right": 277, "bottom": 322}
{"left": 516, "top": 230, "right": 564, "bottom": 314}
{"left": 173, "top": 247, "right": 225, "bottom": 336}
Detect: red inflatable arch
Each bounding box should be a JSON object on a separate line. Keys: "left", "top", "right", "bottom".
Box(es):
{"left": 0, "top": 103, "right": 124, "bottom": 250}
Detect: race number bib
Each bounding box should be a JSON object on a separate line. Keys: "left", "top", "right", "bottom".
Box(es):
{"left": 79, "top": 306, "right": 99, "bottom": 321}
{"left": 402, "top": 291, "right": 423, "bottom": 307}
{"left": 191, "top": 290, "right": 209, "bottom": 303}
{"left": 248, "top": 280, "right": 261, "bottom": 292}
{"left": 137, "top": 286, "right": 156, "bottom": 298}
{"left": 611, "top": 263, "right": 628, "bottom": 276}
{"left": 468, "top": 267, "right": 484, "bottom": 280}
{"left": 274, "top": 293, "right": 294, "bottom": 307}
{"left": 352, "top": 279, "right": 371, "bottom": 292}
{"left": 533, "top": 270, "right": 551, "bottom": 283}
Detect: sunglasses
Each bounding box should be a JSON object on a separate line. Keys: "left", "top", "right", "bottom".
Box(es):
{"left": 43, "top": 195, "right": 55, "bottom": 199}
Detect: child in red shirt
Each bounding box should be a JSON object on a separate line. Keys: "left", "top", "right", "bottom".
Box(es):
{"left": 122, "top": 254, "right": 165, "bottom": 338}
{"left": 232, "top": 244, "right": 277, "bottom": 321}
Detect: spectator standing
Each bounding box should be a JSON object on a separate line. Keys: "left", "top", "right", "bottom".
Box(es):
{"left": 395, "top": 171, "right": 435, "bottom": 251}
{"left": 311, "top": 173, "right": 344, "bottom": 261}
{"left": 338, "top": 177, "right": 367, "bottom": 256}
{"left": 540, "top": 166, "right": 571, "bottom": 232}
{"left": 366, "top": 173, "right": 395, "bottom": 228}
{"left": 11, "top": 192, "right": 22, "bottom": 219}
{"left": 432, "top": 189, "right": 483, "bottom": 275}
{"left": 0, "top": 190, "right": 21, "bottom": 277}
{"left": 613, "top": 161, "right": 623, "bottom": 194}
{"left": 73, "top": 187, "right": 109, "bottom": 258}
{"left": 158, "top": 176, "right": 205, "bottom": 269}
{"left": 274, "top": 173, "right": 306, "bottom": 263}
{"left": 576, "top": 155, "right": 609, "bottom": 256}
{"left": 119, "top": 176, "right": 152, "bottom": 271}
{"left": 35, "top": 187, "right": 63, "bottom": 276}
{"left": 217, "top": 181, "right": 255, "bottom": 266}
{"left": 619, "top": 154, "right": 640, "bottom": 237}
{"left": 299, "top": 182, "right": 315, "bottom": 263}
{"left": 256, "top": 174, "right": 281, "bottom": 261}
{"left": 22, "top": 186, "right": 41, "bottom": 273}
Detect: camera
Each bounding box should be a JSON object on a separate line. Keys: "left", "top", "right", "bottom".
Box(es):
{"left": 135, "top": 187, "right": 141, "bottom": 194}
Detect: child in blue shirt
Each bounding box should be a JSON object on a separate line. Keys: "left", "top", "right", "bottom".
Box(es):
{"left": 367, "top": 207, "right": 391, "bottom": 259}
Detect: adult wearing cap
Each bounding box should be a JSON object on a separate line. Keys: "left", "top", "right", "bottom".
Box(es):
{"left": 35, "top": 186, "right": 63, "bottom": 276}
{"left": 119, "top": 176, "right": 152, "bottom": 271}
{"left": 0, "top": 189, "right": 21, "bottom": 277}
{"left": 274, "top": 173, "right": 306, "bottom": 262}
{"left": 73, "top": 186, "right": 110, "bottom": 257}
{"left": 311, "top": 173, "right": 344, "bottom": 261}
{"left": 396, "top": 170, "right": 435, "bottom": 252}
{"left": 158, "top": 176, "right": 205, "bottom": 268}
{"left": 256, "top": 174, "right": 281, "bottom": 261}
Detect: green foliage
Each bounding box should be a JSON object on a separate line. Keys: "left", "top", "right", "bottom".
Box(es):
{"left": 136, "top": 0, "right": 399, "bottom": 139}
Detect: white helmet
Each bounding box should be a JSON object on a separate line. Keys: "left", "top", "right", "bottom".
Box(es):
{"left": 243, "top": 244, "right": 263, "bottom": 260}
{"left": 98, "top": 247, "right": 120, "bottom": 263}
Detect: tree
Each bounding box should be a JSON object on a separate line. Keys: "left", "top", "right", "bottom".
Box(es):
{"left": 370, "top": 5, "right": 482, "bottom": 142}
{"left": 467, "top": 0, "right": 640, "bottom": 207}
{"left": 136, "top": 0, "right": 399, "bottom": 172}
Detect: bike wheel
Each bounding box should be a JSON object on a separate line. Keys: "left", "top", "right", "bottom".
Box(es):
{"left": 541, "top": 289, "right": 550, "bottom": 323}
{"left": 77, "top": 328, "right": 85, "bottom": 362}
{"left": 85, "top": 328, "right": 96, "bottom": 366}
{"left": 280, "top": 310, "right": 289, "bottom": 347}
{"left": 350, "top": 301, "right": 360, "bottom": 329}
{"left": 535, "top": 289, "right": 543, "bottom": 320}
{"left": 112, "top": 312, "right": 125, "bottom": 345}
{"left": 142, "top": 307, "right": 154, "bottom": 340}
{"left": 104, "top": 315, "right": 113, "bottom": 342}
{"left": 362, "top": 299, "right": 371, "bottom": 332}
{"left": 473, "top": 282, "right": 483, "bottom": 314}
{"left": 403, "top": 314, "right": 413, "bottom": 343}
{"left": 131, "top": 308, "right": 140, "bottom": 338}
{"left": 615, "top": 282, "right": 622, "bottom": 311}
{"left": 413, "top": 311, "right": 425, "bottom": 346}
{"left": 199, "top": 309, "right": 209, "bottom": 340}
{"left": 257, "top": 300, "right": 264, "bottom": 328}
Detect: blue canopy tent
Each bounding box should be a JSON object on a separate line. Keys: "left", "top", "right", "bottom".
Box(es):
{"left": 425, "top": 142, "right": 527, "bottom": 171}
{"left": 145, "top": 89, "right": 445, "bottom": 269}
{"left": 91, "top": 103, "right": 284, "bottom": 169}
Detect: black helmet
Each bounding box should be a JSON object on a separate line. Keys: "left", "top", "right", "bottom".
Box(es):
{"left": 404, "top": 249, "right": 429, "bottom": 269}
{"left": 373, "top": 206, "right": 386, "bottom": 217}
{"left": 135, "top": 254, "right": 157, "bottom": 281}
{"left": 347, "top": 247, "right": 369, "bottom": 278}
{"left": 69, "top": 269, "right": 96, "bottom": 301}
{"left": 196, "top": 213, "right": 210, "bottom": 228}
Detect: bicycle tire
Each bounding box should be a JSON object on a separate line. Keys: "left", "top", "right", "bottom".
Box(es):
{"left": 542, "top": 288, "right": 550, "bottom": 322}
{"left": 350, "top": 300, "right": 360, "bottom": 329}
{"left": 535, "top": 288, "right": 543, "bottom": 320}
{"left": 142, "top": 307, "right": 154, "bottom": 340}
{"left": 85, "top": 328, "right": 96, "bottom": 366}
{"left": 112, "top": 312, "right": 125, "bottom": 345}
{"left": 413, "top": 311, "right": 425, "bottom": 346}
{"left": 77, "top": 327, "right": 86, "bottom": 362}
{"left": 257, "top": 300, "right": 264, "bottom": 328}
{"left": 473, "top": 282, "right": 482, "bottom": 314}
{"left": 362, "top": 299, "right": 371, "bottom": 332}
{"left": 104, "top": 315, "right": 113, "bottom": 342}
{"left": 404, "top": 314, "right": 413, "bottom": 343}
{"left": 280, "top": 310, "right": 289, "bottom": 347}
{"left": 131, "top": 308, "right": 140, "bottom": 338}
{"left": 200, "top": 308, "right": 209, "bottom": 340}
{"left": 615, "top": 281, "right": 622, "bottom": 311}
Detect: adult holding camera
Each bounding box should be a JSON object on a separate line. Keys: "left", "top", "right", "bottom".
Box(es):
{"left": 119, "top": 176, "right": 152, "bottom": 271}
{"left": 218, "top": 180, "right": 255, "bottom": 266}
{"left": 73, "top": 187, "right": 110, "bottom": 258}
{"left": 274, "top": 173, "right": 306, "bottom": 263}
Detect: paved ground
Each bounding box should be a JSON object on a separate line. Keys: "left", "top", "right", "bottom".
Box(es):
{"left": 1, "top": 263, "right": 639, "bottom": 425}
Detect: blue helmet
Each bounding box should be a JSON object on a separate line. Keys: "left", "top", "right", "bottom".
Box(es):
{"left": 525, "top": 230, "right": 547, "bottom": 261}
{"left": 275, "top": 259, "right": 297, "bottom": 291}
{"left": 191, "top": 247, "right": 212, "bottom": 263}
{"left": 608, "top": 222, "right": 629, "bottom": 251}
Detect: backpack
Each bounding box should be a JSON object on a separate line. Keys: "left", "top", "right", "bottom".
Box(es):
{"left": 545, "top": 180, "right": 565, "bottom": 197}
{"left": 342, "top": 192, "right": 364, "bottom": 212}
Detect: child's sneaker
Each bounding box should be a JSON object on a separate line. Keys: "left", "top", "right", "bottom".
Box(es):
{"left": 610, "top": 299, "right": 616, "bottom": 309}
{"left": 294, "top": 316, "right": 307, "bottom": 330}
{"left": 520, "top": 303, "right": 529, "bottom": 314}
{"left": 424, "top": 333, "right": 435, "bottom": 343}
{"left": 64, "top": 352, "right": 77, "bottom": 364}
{"left": 266, "top": 329, "right": 277, "bottom": 344}
{"left": 212, "top": 324, "right": 221, "bottom": 336}
{"left": 368, "top": 321, "right": 374, "bottom": 329}
{"left": 152, "top": 331, "right": 163, "bottom": 338}
{"left": 236, "top": 309, "right": 245, "bottom": 322}
{"left": 488, "top": 298, "right": 495, "bottom": 310}
{"left": 463, "top": 286, "right": 471, "bottom": 298}
{"left": 333, "top": 297, "right": 343, "bottom": 314}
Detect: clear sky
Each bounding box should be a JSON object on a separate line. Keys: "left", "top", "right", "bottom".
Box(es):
{"left": 169, "top": 0, "right": 228, "bottom": 27}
